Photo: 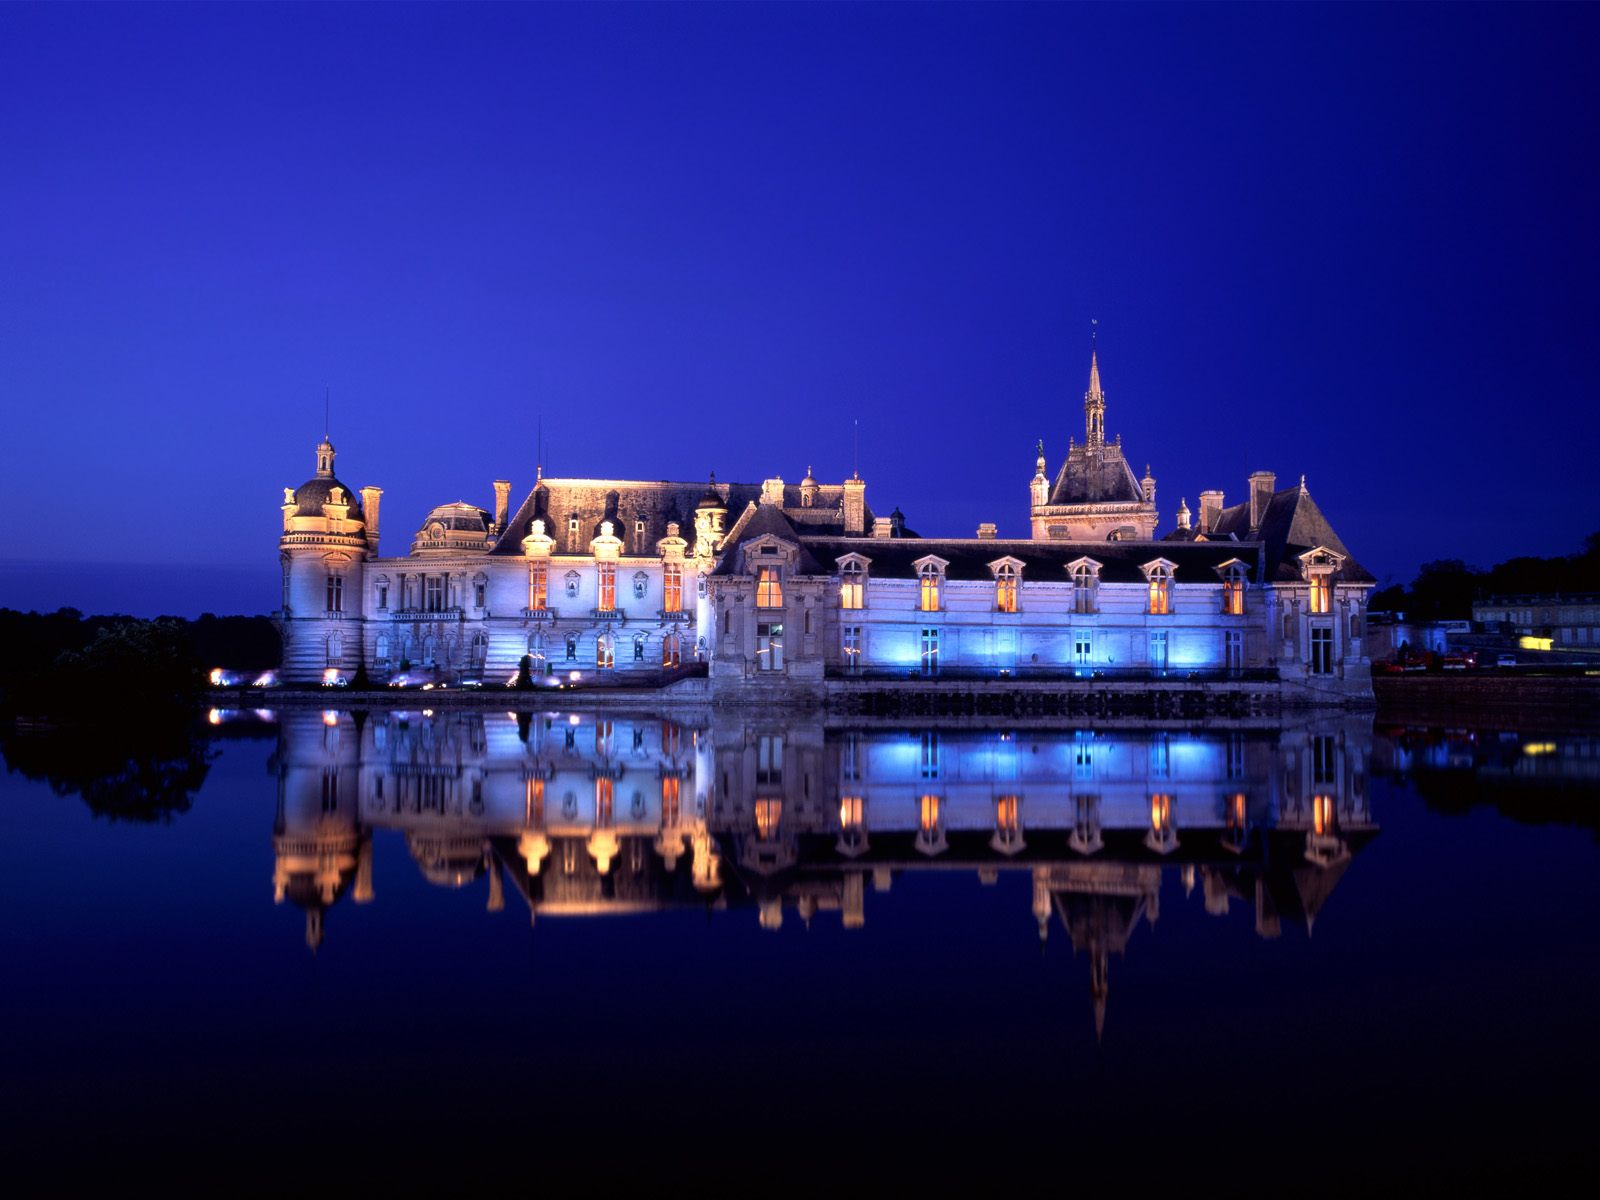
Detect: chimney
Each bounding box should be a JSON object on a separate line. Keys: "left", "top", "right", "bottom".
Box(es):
{"left": 360, "top": 486, "right": 382, "bottom": 552}
{"left": 871, "top": 517, "right": 894, "bottom": 539}
{"left": 842, "top": 476, "right": 866, "bottom": 535}
{"left": 1198, "top": 490, "right": 1223, "bottom": 534}
{"left": 1248, "top": 472, "right": 1276, "bottom": 530}
{"left": 492, "top": 480, "right": 511, "bottom": 532}
{"left": 976, "top": 522, "right": 997, "bottom": 540}
{"left": 761, "top": 477, "right": 785, "bottom": 506}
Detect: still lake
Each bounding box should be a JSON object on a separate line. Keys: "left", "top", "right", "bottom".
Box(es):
{"left": 2, "top": 705, "right": 1596, "bottom": 1185}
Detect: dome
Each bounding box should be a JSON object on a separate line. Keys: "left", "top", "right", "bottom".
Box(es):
{"left": 291, "top": 476, "right": 364, "bottom": 519}
{"left": 697, "top": 475, "right": 726, "bottom": 510}
{"left": 411, "top": 502, "right": 494, "bottom": 554}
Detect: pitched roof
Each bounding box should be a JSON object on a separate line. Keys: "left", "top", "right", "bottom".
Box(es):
{"left": 1047, "top": 443, "right": 1147, "bottom": 507}
{"left": 713, "top": 503, "right": 826, "bottom": 575}
{"left": 1211, "top": 483, "right": 1374, "bottom": 583}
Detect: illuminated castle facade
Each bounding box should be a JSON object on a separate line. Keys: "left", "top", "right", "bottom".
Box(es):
{"left": 277, "top": 349, "right": 1376, "bottom": 702}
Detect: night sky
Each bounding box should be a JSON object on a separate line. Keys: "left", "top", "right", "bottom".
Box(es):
{"left": 3, "top": 2, "right": 1596, "bottom": 616}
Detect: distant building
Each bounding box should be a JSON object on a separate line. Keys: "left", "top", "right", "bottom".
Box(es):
{"left": 276, "top": 345, "right": 1376, "bottom": 702}
{"left": 1473, "top": 594, "right": 1600, "bottom": 651}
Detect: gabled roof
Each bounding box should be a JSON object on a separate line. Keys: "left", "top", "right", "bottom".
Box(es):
{"left": 1210, "top": 483, "right": 1373, "bottom": 583}
{"left": 712, "top": 503, "right": 826, "bottom": 576}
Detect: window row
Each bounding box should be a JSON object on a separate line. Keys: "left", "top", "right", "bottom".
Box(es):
{"left": 836, "top": 560, "right": 1252, "bottom": 616}
{"left": 526, "top": 562, "right": 684, "bottom": 611}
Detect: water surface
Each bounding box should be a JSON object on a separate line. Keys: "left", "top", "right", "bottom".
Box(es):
{"left": 2, "top": 708, "right": 1595, "bottom": 1185}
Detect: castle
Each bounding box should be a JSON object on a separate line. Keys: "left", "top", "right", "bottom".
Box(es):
{"left": 277, "top": 347, "right": 1375, "bottom": 702}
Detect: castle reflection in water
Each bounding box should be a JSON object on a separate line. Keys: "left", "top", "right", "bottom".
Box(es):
{"left": 271, "top": 707, "right": 1375, "bottom": 1034}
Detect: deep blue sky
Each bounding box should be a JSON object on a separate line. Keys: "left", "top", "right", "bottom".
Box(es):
{"left": 2, "top": 2, "right": 1596, "bottom": 616}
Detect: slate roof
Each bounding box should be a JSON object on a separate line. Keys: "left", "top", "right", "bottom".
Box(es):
{"left": 291, "top": 476, "right": 364, "bottom": 520}
{"left": 1210, "top": 483, "right": 1374, "bottom": 583}
{"left": 489, "top": 477, "right": 876, "bottom": 556}
{"left": 713, "top": 504, "right": 827, "bottom": 576}
{"left": 1047, "top": 443, "right": 1147, "bottom": 507}
{"left": 785, "top": 536, "right": 1264, "bottom": 583}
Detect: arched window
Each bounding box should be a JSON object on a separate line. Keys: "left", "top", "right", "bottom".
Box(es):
{"left": 375, "top": 633, "right": 390, "bottom": 663}
{"left": 327, "top": 633, "right": 343, "bottom": 665}
{"left": 662, "top": 632, "right": 682, "bottom": 669}
{"left": 918, "top": 563, "right": 942, "bottom": 612}
{"left": 994, "top": 563, "right": 1019, "bottom": 613}
{"left": 1146, "top": 565, "right": 1173, "bottom": 615}
{"left": 840, "top": 560, "right": 865, "bottom": 610}
{"left": 422, "top": 636, "right": 437, "bottom": 666}
{"left": 469, "top": 631, "right": 487, "bottom": 666}
{"left": 565, "top": 633, "right": 579, "bottom": 661}
{"left": 596, "top": 634, "right": 615, "bottom": 670}
{"left": 633, "top": 632, "right": 647, "bottom": 661}
{"left": 1222, "top": 564, "right": 1247, "bottom": 615}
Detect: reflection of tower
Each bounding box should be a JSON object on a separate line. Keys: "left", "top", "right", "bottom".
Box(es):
{"left": 272, "top": 710, "right": 371, "bottom": 950}
{"left": 1041, "top": 862, "right": 1161, "bottom": 1042}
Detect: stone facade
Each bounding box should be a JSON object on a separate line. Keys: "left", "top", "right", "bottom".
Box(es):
{"left": 276, "top": 347, "right": 1376, "bottom": 703}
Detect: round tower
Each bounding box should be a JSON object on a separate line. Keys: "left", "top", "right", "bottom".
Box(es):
{"left": 279, "top": 436, "right": 373, "bottom": 683}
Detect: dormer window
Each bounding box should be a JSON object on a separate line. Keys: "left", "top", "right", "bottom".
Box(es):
{"left": 991, "top": 561, "right": 1021, "bottom": 613}
{"left": 1142, "top": 561, "right": 1175, "bottom": 615}
{"left": 756, "top": 565, "right": 783, "bottom": 608}
{"left": 1310, "top": 573, "right": 1331, "bottom": 614}
{"left": 1069, "top": 558, "right": 1101, "bottom": 614}
{"left": 917, "top": 561, "right": 944, "bottom": 612}
{"left": 1220, "top": 562, "right": 1248, "bottom": 615}
{"left": 839, "top": 559, "right": 866, "bottom": 610}
{"left": 1298, "top": 548, "right": 1343, "bottom": 615}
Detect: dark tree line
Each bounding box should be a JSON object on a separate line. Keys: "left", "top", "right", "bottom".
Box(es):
{"left": 1369, "top": 532, "right": 1600, "bottom": 621}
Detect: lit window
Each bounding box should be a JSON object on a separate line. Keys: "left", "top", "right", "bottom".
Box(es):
{"left": 662, "top": 563, "right": 682, "bottom": 613}
{"left": 919, "top": 563, "right": 942, "bottom": 612}
{"left": 920, "top": 627, "right": 940, "bottom": 676}
{"left": 1310, "top": 573, "right": 1331, "bottom": 614}
{"left": 754, "top": 798, "right": 782, "bottom": 841}
{"left": 661, "top": 776, "right": 681, "bottom": 825}
{"left": 1150, "top": 793, "right": 1173, "bottom": 835}
{"left": 994, "top": 563, "right": 1018, "bottom": 613}
{"left": 919, "top": 794, "right": 941, "bottom": 836}
{"left": 995, "top": 795, "right": 1020, "bottom": 847}
{"left": 662, "top": 633, "right": 682, "bottom": 669}
{"left": 840, "top": 560, "right": 865, "bottom": 610}
{"left": 595, "top": 776, "right": 614, "bottom": 826}
{"left": 325, "top": 572, "right": 344, "bottom": 613}
{"left": 528, "top": 563, "right": 547, "bottom": 610}
{"left": 598, "top": 563, "right": 616, "bottom": 610}
{"left": 756, "top": 566, "right": 783, "bottom": 608}
{"left": 1313, "top": 794, "right": 1335, "bottom": 837}
{"left": 1223, "top": 565, "right": 1246, "bottom": 615}
{"left": 1146, "top": 565, "right": 1172, "bottom": 615}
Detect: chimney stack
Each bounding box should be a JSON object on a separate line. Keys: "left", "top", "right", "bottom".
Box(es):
{"left": 1198, "top": 490, "right": 1223, "bottom": 534}
{"left": 842, "top": 476, "right": 867, "bottom": 535}
{"left": 761, "top": 477, "right": 785, "bottom": 506}
{"left": 360, "top": 486, "right": 383, "bottom": 552}
{"left": 977, "top": 522, "right": 997, "bottom": 540}
{"left": 492, "top": 480, "right": 511, "bottom": 533}
{"left": 1248, "top": 472, "right": 1276, "bottom": 531}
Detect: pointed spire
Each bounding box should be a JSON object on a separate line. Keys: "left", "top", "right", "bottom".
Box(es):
{"left": 1083, "top": 320, "right": 1106, "bottom": 450}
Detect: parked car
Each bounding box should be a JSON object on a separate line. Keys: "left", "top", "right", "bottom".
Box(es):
{"left": 1495, "top": 653, "right": 1518, "bottom": 668}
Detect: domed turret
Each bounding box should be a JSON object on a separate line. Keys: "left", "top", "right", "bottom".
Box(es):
{"left": 411, "top": 501, "right": 493, "bottom": 555}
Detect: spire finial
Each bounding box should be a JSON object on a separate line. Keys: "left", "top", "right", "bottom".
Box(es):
{"left": 1084, "top": 323, "right": 1106, "bottom": 450}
